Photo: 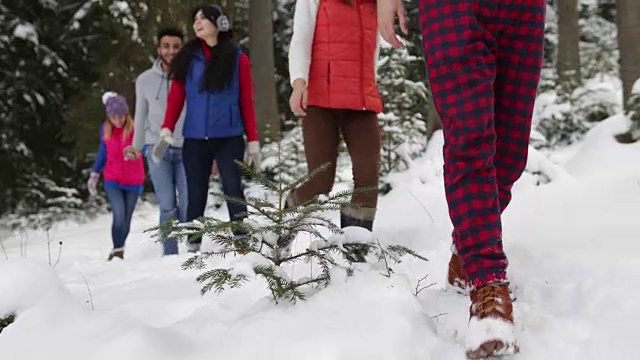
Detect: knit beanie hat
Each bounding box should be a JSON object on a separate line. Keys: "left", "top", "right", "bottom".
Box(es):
{"left": 102, "top": 91, "right": 129, "bottom": 117}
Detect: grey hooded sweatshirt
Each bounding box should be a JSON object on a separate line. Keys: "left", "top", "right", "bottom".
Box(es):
{"left": 133, "top": 58, "right": 185, "bottom": 150}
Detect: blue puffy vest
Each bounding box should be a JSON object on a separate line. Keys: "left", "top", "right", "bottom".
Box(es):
{"left": 182, "top": 47, "right": 245, "bottom": 139}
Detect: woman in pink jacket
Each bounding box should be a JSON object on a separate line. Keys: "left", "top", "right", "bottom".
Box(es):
{"left": 87, "top": 92, "right": 145, "bottom": 261}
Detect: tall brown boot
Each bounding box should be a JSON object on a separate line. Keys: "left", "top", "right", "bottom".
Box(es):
{"left": 465, "top": 283, "right": 519, "bottom": 359}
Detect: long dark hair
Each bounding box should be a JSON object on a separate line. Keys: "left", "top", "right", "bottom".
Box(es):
{"left": 169, "top": 6, "right": 238, "bottom": 92}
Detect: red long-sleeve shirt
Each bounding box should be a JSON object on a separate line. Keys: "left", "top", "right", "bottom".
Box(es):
{"left": 162, "top": 42, "right": 259, "bottom": 142}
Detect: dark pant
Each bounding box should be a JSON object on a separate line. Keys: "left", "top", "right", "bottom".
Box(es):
{"left": 292, "top": 106, "right": 381, "bottom": 227}
{"left": 419, "top": 0, "right": 546, "bottom": 288}
{"left": 104, "top": 186, "right": 140, "bottom": 250}
{"left": 182, "top": 136, "right": 246, "bottom": 244}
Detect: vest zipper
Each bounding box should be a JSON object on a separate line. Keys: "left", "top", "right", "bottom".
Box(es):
{"left": 356, "top": 2, "right": 366, "bottom": 110}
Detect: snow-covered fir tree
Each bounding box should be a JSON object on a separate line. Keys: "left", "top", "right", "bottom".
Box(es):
{"left": 157, "top": 161, "right": 427, "bottom": 303}
{"left": 535, "top": 79, "right": 620, "bottom": 148}
{"left": 579, "top": 0, "right": 619, "bottom": 79}
{"left": 534, "top": 0, "right": 620, "bottom": 149}
{"left": 0, "top": 0, "right": 114, "bottom": 227}
{"left": 376, "top": 45, "right": 428, "bottom": 177}
{"left": 260, "top": 127, "right": 307, "bottom": 184}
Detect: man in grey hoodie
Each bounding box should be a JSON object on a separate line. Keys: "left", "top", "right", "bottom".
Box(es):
{"left": 124, "top": 27, "right": 187, "bottom": 256}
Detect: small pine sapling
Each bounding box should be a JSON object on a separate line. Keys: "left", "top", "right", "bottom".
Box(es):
{"left": 150, "top": 154, "right": 428, "bottom": 303}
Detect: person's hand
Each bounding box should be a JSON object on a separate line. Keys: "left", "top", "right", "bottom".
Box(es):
{"left": 289, "top": 79, "right": 308, "bottom": 116}
{"left": 378, "top": 0, "right": 408, "bottom": 49}
{"left": 87, "top": 172, "right": 100, "bottom": 196}
{"left": 152, "top": 128, "right": 173, "bottom": 163}
{"left": 244, "top": 141, "right": 261, "bottom": 172}
{"left": 123, "top": 145, "right": 141, "bottom": 160}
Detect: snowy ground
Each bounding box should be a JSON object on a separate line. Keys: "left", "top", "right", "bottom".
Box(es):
{"left": 1, "top": 116, "right": 639, "bottom": 359}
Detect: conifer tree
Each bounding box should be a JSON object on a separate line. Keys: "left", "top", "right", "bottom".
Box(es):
{"left": 153, "top": 157, "right": 427, "bottom": 303}
{"left": 377, "top": 45, "right": 428, "bottom": 177}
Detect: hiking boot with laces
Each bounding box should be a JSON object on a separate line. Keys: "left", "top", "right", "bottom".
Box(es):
{"left": 465, "top": 283, "right": 519, "bottom": 359}
{"left": 447, "top": 252, "right": 517, "bottom": 301}
{"left": 447, "top": 253, "right": 469, "bottom": 294}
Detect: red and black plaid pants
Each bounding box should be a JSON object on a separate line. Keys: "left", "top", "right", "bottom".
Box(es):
{"left": 418, "top": 0, "right": 546, "bottom": 288}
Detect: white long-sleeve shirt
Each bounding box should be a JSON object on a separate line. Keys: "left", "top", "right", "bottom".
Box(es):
{"left": 288, "top": 0, "right": 381, "bottom": 86}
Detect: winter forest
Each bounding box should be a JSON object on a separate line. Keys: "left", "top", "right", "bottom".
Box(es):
{"left": 0, "top": 0, "right": 638, "bottom": 226}
{"left": 1, "top": 0, "right": 640, "bottom": 359}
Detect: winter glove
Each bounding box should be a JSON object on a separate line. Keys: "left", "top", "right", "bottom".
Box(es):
{"left": 244, "top": 141, "right": 261, "bottom": 172}
{"left": 152, "top": 128, "right": 173, "bottom": 163}
{"left": 87, "top": 172, "right": 100, "bottom": 196}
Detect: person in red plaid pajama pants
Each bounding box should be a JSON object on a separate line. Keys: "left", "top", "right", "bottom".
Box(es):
{"left": 378, "top": 0, "right": 546, "bottom": 358}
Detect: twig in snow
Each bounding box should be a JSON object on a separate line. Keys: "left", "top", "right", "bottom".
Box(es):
{"left": 408, "top": 190, "right": 435, "bottom": 223}
{"left": 78, "top": 272, "right": 95, "bottom": 310}
{"left": 42, "top": 224, "right": 63, "bottom": 267}
{"left": 20, "top": 231, "right": 27, "bottom": 258}
{"left": 377, "top": 238, "right": 392, "bottom": 278}
{"left": 414, "top": 274, "right": 435, "bottom": 297}
{"left": 431, "top": 312, "right": 448, "bottom": 319}
{"left": 46, "top": 228, "right": 53, "bottom": 266}
{"left": 52, "top": 242, "right": 63, "bottom": 268}
{"left": 0, "top": 236, "right": 8, "bottom": 260}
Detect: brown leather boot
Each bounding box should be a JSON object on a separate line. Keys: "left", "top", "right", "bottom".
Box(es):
{"left": 107, "top": 248, "right": 124, "bottom": 261}
{"left": 447, "top": 253, "right": 469, "bottom": 293}
{"left": 447, "top": 253, "right": 517, "bottom": 301}
{"left": 465, "top": 284, "right": 519, "bottom": 359}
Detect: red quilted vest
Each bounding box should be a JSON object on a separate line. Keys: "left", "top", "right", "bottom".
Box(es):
{"left": 307, "top": 0, "right": 383, "bottom": 113}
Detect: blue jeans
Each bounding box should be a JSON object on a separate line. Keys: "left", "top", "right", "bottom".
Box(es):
{"left": 104, "top": 186, "right": 139, "bottom": 250}
{"left": 145, "top": 146, "right": 188, "bottom": 255}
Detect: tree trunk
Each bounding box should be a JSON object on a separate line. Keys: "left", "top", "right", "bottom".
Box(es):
{"left": 557, "top": 0, "right": 581, "bottom": 93}
{"left": 617, "top": 0, "right": 640, "bottom": 106}
{"left": 249, "top": 0, "right": 281, "bottom": 143}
